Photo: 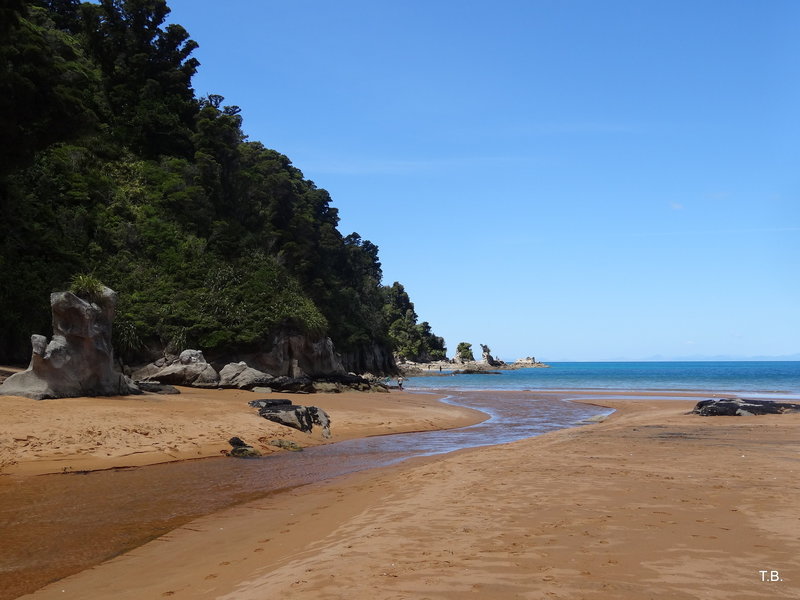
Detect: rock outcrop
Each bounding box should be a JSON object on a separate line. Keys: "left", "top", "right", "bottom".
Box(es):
{"left": 0, "top": 287, "right": 136, "bottom": 400}
{"left": 270, "top": 439, "right": 303, "bottom": 452}
{"left": 218, "top": 362, "right": 273, "bottom": 390}
{"left": 133, "top": 349, "right": 219, "bottom": 388}
{"left": 249, "top": 398, "right": 332, "bottom": 438}
{"left": 692, "top": 398, "right": 800, "bottom": 416}
{"left": 233, "top": 330, "right": 396, "bottom": 378}
{"left": 226, "top": 436, "right": 261, "bottom": 458}
{"left": 244, "top": 330, "right": 346, "bottom": 378}
{"left": 480, "top": 344, "right": 501, "bottom": 367}
{"left": 136, "top": 382, "right": 181, "bottom": 394}
{"left": 339, "top": 341, "right": 397, "bottom": 376}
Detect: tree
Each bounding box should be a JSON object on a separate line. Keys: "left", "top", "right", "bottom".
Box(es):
{"left": 456, "top": 342, "right": 474, "bottom": 362}
{"left": 0, "top": 0, "right": 443, "bottom": 375}
{"left": 0, "top": 2, "right": 103, "bottom": 176}
{"left": 382, "top": 282, "right": 445, "bottom": 361}
{"left": 82, "top": 0, "right": 199, "bottom": 158}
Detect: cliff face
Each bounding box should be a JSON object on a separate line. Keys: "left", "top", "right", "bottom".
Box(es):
{"left": 339, "top": 341, "right": 398, "bottom": 376}
{"left": 241, "top": 333, "right": 397, "bottom": 377}
{"left": 132, "top": 329, "right": 397, "bottom": 379}
{"left": 241, "top": 330, "right": 345, "bottom": 377}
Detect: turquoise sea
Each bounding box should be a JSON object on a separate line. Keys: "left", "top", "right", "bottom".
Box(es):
{"left": 406, "top": 361, "right": 800, "bottom": 396}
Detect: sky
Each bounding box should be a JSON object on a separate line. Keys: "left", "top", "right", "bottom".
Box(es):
{"left": 166, "top": 0, "right": 799, "bottom": 362}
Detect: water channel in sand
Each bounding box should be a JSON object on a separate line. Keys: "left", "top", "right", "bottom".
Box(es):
{"left": 0, "top": 391, "right": 616, "bottom": 599}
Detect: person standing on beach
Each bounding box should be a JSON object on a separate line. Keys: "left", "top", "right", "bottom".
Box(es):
{"left": 397, "top": 376, "right": 404, "bottom": 389}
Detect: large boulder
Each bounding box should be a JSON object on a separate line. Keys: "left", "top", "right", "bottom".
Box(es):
{"left": 135, "top": 349, "right": 219, "bottom": 388}
{"left": 692, "top": 397, "right": 800, "bottom": 416}
{"left": 249, "top": 398, "right": 332, "bottom": 438}
{"left": 0, "top": 287, "right": 137, "bottom": 400}
{"left": 218, "top": 362, "right": 273, "bottom": 390}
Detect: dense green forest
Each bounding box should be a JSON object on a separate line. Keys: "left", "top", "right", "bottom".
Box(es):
{"left": 0, "top": 0, "right": 445, "bottom": 370}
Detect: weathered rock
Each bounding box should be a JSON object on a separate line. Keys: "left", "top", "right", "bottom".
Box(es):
{"left": 178, "top": 349, "right": 204, "bottom": 364}
{"left": 219, "top": 362, "right": 274, "bottom": 390}
{"left": 692, "top": 397, "right": 800, "bottom": 416}
{"left": 244, "top": 330, "right": 346, "bottom": 378}
{"left": 0, "top": 287, "right": 136, "bottom": 400}
{"left": 226, "top": 436, "right": 261, "bottom": 458}
{"left": 268, "top": 376, "right": 314, "bottom": 393}
{"left": 270, "top": 439, "right": 303, "bottom": 452}
{"left": 250, "top": 399, "right": 331, "bottom": 438}
{"left": 135, "top": 349, "right": 219, "bottom": 388}
{"left": 452, "top": 369, "right": 501, "bottom": 375}
{"left": 130, "top": 362, "right": 162, "bottom": 381}
{"left": 308, "top": 405, "right": 331, "bottom": 438}
{"left": 136, "top": 381, "right": 181, "bottom": 394}
{"left": 251, "top": 386, "right": 273, "bottom": 394}
{"left": 249, "top": 399, "right": 292, "bottom": 409}
{"left": 480, "top": 344, "right": 501, "bottom": 367}
{"left": 338, "top": 340, "right": 397, "bottom": 376}
{"left": 312, "top": 381, "right": 341, "bottom": 393}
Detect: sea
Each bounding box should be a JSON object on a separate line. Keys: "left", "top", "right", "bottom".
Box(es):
{"left": 406, "top": 361, "right": 800, "bottom": 397}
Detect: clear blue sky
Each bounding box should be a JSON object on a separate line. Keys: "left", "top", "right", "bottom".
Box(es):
{"left": 167, "top": 0, "right": 799, "bottom": 361}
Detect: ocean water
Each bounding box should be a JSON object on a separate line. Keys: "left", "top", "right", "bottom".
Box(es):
{"left": 406, "top": 361, "right": 800, "bottom": 396}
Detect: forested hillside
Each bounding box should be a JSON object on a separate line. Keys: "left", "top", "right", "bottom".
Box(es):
{"left": 0, "top": 0, "right": 444, "bottom": 371}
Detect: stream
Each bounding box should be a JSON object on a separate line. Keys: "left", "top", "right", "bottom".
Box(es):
{"left": 0, "top": 390, "right": 612, "bottom": 599}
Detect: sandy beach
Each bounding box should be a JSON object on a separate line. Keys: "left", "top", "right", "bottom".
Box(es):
{"left": 3, "top": 388, "right": 799, "bottom": 599}
{"left": 0, "top": 386, "right": 484, "bottom": 476}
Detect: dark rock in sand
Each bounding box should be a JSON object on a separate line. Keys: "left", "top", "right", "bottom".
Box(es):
{"left": 268, "top": 375, "right": 314, "bottom": 393}
{"left": 270, "top": 439, "right": 304, "bottom": 452}
{"left": 0, "top": 287, "right": 137, "bottom": 399}
{"left": 226, "top": 436, "right": 261, "bottom": 457}
{"left": 250, "top": 399, "right": 332, "bottom": 438}
{"left": 692, "top": 397, "right": 800, "bottom": 416}
{"left": 136, "top": 381, "right": 181, "bottom": 394}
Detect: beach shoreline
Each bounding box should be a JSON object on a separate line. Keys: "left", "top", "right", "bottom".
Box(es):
{"left": 0, "top": 387, "right": 486, "bottom": 477}
{"left": 4, "top": 388, "right": 800, "bottom": 599}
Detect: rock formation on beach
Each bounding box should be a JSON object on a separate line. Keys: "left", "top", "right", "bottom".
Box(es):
{"left": 692, "top": 397, "right": 800, "bottom": 416}
{"left": 249, "top": 398, "right": 332, "bottom": 438}
{"left": 218, "top": 361, "right": 273, "bottom": 389}
{"left": 133, "top": 349, "right": 220, "bottom": 388}
{"left": 226, "top": 436, "right": 261, "bottom": 458}
{"left": 0, "top": 287, "right": 136, "bottom": 400}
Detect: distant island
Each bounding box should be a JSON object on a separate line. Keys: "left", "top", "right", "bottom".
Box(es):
{"left": 398, "top": 343, "right": 549, "bottom": 377}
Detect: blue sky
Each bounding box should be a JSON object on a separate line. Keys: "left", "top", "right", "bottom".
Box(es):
{"left": 167, "top": 0, "right": 799, "bottom": 361}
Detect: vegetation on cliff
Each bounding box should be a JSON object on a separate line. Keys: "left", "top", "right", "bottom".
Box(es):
{"left": 0, "top": 0, "right": 444, "bottom": 369}
{"left": 456, "top": 342, "right": 475, "bottom": 362}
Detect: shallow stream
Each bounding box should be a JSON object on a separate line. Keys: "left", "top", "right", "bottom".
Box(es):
{"left": 0, "top": 391, "right": 611, "bottom": 599}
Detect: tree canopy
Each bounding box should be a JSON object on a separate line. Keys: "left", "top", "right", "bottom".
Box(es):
{"left": 456, "top": 342, "right": 475, "bottom": 362}
{"left": 0, "top": 0, "right": 445, "bottom": 369}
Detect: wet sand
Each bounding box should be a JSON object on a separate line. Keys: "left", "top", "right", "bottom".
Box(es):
{"left": 0, "top": 386, "right": 484, "bottom": 476}
{"left": 0, "top": 386, "right": 484, "bottom": 599}
{"left": 10, "top": 390, "right": 800, "bottom": 599}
